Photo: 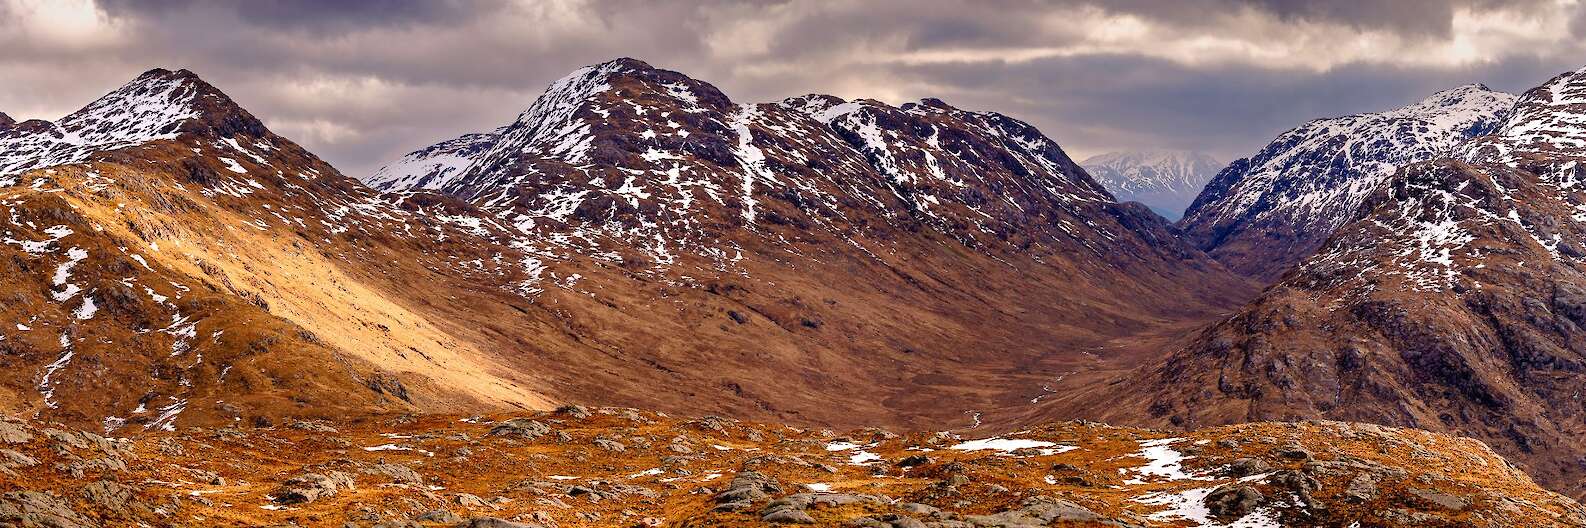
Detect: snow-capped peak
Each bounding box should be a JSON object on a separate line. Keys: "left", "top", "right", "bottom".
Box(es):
{"left": 0, "top": 68, "right": 265, "bottom": 178}
{"left": 1081, "top": 150, "right": 1221, "bottom": 219}
{"left": 1180, "top": 83, "right": 1516, "bottom": 278}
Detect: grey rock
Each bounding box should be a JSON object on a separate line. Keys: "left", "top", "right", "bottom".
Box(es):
{"left": 415, "top": 510, "right": 461, "bottom": 523}
{"left": 487, "top": 419, "right": 551, "bottom": 439}
{"left": 362, "top": 463, "right": 424, "bottom": 485}
{"left": 1225, "top": 457, "right": 1272, "bottom": 477}
{"left": 0, "top": 421, "right": 32, "bottom": 444}
{"left": 1408, "top": 488, "right": 1469, "bottom": 511}
{"left": 762, "top": 508, "right": 816, "bottom": 524}
{"left": 0, "top": 491, "right": 97, "bottom": 528}
{"left": 555, "top": 405, "right": 592, "bottom": 419}
{"left": 454, "top": 518, "right": 545, "bottom": 528}
{"left": 273, "top": 471, "right": 355, "bottom": 504}
{"left": 1204, "top": 485, "right": 1264, "bottom": 520}
{"left": 712, "top": 471, "right": 782, "bottom": 510}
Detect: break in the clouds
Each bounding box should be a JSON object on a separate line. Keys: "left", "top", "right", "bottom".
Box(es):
{"left": 2, "top": 0, "right": 1585, "bottom": 177}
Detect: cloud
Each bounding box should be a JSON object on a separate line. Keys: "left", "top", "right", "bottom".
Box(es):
{"left": 0, "top": 0, "right": 1583, "bottom": 176}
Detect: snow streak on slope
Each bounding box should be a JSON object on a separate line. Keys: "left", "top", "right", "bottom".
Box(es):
{"left": 364, "top": 130, "right": 502, "bottom": 191}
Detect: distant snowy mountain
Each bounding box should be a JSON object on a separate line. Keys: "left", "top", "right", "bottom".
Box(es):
{"left": 1080, "top": 150, "right": 1220, "bottom": 219}
{"left": 1179, "top": 83, "right": 1517, "bottom": 279}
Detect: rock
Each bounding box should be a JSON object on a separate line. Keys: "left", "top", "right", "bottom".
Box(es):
{"left": 1225, "top": 457, "right": 1272, "bottom": 477}
{"left": 81, "top": 480, "right": 147, "bottom": 519}
{"left": 1276, "top": 445, "right": 1312, "bottom": 461}
{"left": 487, "top": 419, "right": 551, "bottom": 439}
{"left": 0, "top": 491, "right": 97, "bottom": 528}
{"left": 454, "top": 518, "right": 545, "bottom": 528}
{"left": 0, "top": 421, "right": 31, "bottom": 444}
{"left": 457, "top": 493, "right": 492, "bottom": 509}
{"left": 41, "top": 429, "right": 87, "bottom": 450}
{"left": 288, "top": 421, "right": 339, "bottom": 433}
{"left": 555, "top": 405, "right": 592, "bottom": 419}
{"left": 363, "top": 463, "right": 424, "bottom": 485}
{"left": 1204, "top": 484, "right": 1264, "bottom": 520}
{"left": 761, "top": 508, "right": 815, "bottom": 524}
{"left": 416, "top": 510, "right": 461, "bottom": 523}
{"left": 896, "top": 455, "right": 931, "bottom": 467}
{"left": 963, "top": 496, "right": 1110, "bottom": 526}
{"left": 711, "top": 471, "right": 782, "bottom": 511}
{"left": 898, "top": 502, "right": 939, "bottom": 517}
{"left": 878, "top": 515, "right": 927, "bottom": 528}
{"left": 1345, "top": 474, "right": 1380, "bottom": 502}
{"left": 273, "top": 471, "right": 356, "bottom": 504}
{"left": 593, "top": 438, "right": 626, "bottom": 452}
{"left": 0, "top": 449, "right": 38, "bottom": 470}
{"left": 1407, "top": 488, "right": 1469, "bottom": 511}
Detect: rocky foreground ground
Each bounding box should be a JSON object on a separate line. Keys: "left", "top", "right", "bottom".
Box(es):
{"left": 0, "top": 408, "right": 1581, "bottom": 527}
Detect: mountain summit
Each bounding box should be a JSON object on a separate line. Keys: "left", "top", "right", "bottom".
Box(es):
{"left": 1180, "top": 83, "right": 1516, "bottom": 279}
{"left": 1080, "top": 150, "right": 1221, "bottom": 219}
{"left": 366, "top": 57, "right": 1255, "bottom": 428}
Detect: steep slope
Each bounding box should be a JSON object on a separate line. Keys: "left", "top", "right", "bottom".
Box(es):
{"left": 0, "top": 69, "right": 567, "bottom": 431}
{"left": 1180, "top": 85, "right": 1516, "bottom": 280}
{"left": 367, "top": 58, "right": 1255, "bottom": 429}
{"left": 3, "top": 411, "right": 1582, "bottom": 527}
{"left": 1056, "top": 66, "right": 1586, "bottom": 499}
{"left": 1081, "top": 150, "right": 1221, "bottom": 220}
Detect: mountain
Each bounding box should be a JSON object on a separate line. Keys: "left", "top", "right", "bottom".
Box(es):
{"left": 1179, "top": 84, "right": 1517, "bottom": 280}
{"left": 0, "top": 61, "right": 1252, "bottom": 434}
{"left": 1049, "top": 66, "right": 1586, "bottom": 499}
{"left": 0, "top": 68, "right": 574, "bottom": 431}
{"left": 5, "top": 411, "right": 1583, "bottom": 527}
{"left": 362, "top": 58, "right": 1255, "bottom": 429}
{"left": 1080, "top": 150, "right": 1221, "bottom": 220}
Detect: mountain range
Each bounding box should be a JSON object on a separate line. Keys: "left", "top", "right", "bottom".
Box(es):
{"left": 0, "top": 60, "right": 1252, "bottom": 434}
{"left": 1080, "top": 150, "right": 1221, "bottom": 220}
{"left": 6, "top": 57, "right": 1586, "bottom": 525}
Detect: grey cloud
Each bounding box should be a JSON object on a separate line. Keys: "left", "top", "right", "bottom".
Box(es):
{"left": 2, "top": 0, "right": 1584, "bottom": 178}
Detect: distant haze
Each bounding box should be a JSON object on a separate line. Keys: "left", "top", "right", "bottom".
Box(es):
{"left": 1081, "top": 151, "right": 1222, "bottom": 220}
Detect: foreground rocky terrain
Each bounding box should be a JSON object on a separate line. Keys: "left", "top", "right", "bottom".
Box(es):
{"left": 0, "top": 409, "right": 1580, "bottom": 527}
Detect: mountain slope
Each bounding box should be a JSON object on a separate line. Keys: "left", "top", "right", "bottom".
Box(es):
{"left": 366, "top": 58, "right": 1255, "bottom": 429}
{"left": 0, "top": 69, "right": 584, "bottom": 432}
{"left": 1081, "top": 150, "right": 1221, "bottom": 220}
{"left": 1053, "top": 66, "right": 1586, "bottom": 499}
{"left": 1180, "top": 85, "right": 1516, "bottom": 280}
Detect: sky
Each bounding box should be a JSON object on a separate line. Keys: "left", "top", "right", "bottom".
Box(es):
{"left": 2, "top": 0, "right": 1585, "bottom": 178}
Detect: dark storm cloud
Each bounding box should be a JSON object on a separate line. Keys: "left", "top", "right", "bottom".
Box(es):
{"left": 1, "top": 0, "right": 1583, "bottom": 177}
{"left": 97, "top": 0, "right": 494, "bottom": 34}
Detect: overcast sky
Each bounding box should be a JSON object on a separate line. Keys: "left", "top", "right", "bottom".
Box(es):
{"left": 3, "top": 0, "right": 1585, "bottom": 177}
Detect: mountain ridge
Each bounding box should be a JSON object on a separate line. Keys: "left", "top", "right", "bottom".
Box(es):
{"left": 1081, "top": 150, "right": 1221, "bottom": 220}
{"left": 1179, "top": 83, "right": 1517, "bottom": 279}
